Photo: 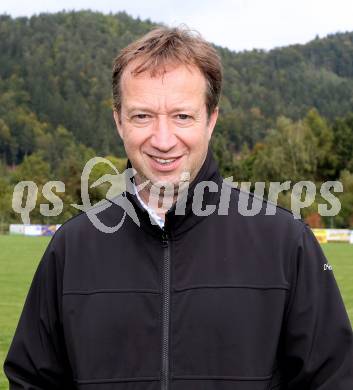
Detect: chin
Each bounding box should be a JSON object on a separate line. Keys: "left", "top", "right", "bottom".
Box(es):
{"left": 151, "top": 175, "right": 178, "bottom": 186}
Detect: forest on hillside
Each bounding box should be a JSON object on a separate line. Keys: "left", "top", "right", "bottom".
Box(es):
{"left": 0, "top": 10, "right": 353, "bottom": 229}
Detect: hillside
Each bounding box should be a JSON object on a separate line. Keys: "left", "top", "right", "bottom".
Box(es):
{"left": 1, "top": 10, "right": 353, "bottom": 165}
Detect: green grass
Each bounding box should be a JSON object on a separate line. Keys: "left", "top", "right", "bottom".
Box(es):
{"left": 0, "top": 236, "right": 352, "bottom": 389}
{"left": 321, "top": 243, "right": 353, "bottom": 324}
{"left": 0, "top": 235, "right": 51, "bottom": 390}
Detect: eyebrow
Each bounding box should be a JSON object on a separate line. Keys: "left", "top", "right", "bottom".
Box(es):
{"left": 126, "top": 106, "right": 154, "bottom": 115}
{"left": 126, "top": 106, "right": 198, "bottom": 115}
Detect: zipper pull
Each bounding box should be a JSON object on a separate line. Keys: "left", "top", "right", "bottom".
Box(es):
{"left": 162, "top": 230, "right": 168, "bottom": 246}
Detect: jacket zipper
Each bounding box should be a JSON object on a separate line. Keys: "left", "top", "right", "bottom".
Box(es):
{"left": 161, "top": 230, "right": 170, "bottom": 390}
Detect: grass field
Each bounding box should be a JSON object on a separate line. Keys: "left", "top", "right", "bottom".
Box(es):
{"left": 0, "top": 236, "right": 51, "bottom": 390}
{"left": 0, "top": 235, "right": 352, "bottom": 389}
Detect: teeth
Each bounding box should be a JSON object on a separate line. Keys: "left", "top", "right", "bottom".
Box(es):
{"left": 153, "top": 157, "right": 176, "bottom": 164}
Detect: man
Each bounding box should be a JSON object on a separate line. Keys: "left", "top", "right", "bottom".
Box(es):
{"left": 4, "top": 27, "right": 353, "bottom": 389}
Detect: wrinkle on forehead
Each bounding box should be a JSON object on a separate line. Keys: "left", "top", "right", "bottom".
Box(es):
{"left": 122, "top": 61, "right": 204, "bottom": 86}
{"left": 121, "top": 63, "right": 207, "bottom": 114}
{"left": 129, "top": 58, "right": 196, "bottom": 79}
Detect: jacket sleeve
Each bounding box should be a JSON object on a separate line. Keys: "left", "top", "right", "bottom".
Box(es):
{"left": 281, "top": 223, "right": 353, "bottom": 389}
{"left": 3, "top": 236, "right": 75, "bottom": 389}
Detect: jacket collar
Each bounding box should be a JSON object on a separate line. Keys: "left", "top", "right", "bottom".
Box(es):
{"left": 124, "top": 146, "right": 224, "bottom": 239}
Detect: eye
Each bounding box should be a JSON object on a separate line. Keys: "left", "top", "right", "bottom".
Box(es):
{"left": 135, "top": 114, "right": 149, "bottom": 120}
{"left": 176, "top": 114, "right": 191, "bottom": 120}
{"left": 174, "top": 114, "right": 194, "bottom": 126}
{"left": 131, "top": 113, "right": 152, "bottom": 124}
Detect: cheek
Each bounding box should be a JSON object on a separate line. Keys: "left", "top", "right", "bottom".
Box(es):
{"left": 123, "top": 128, "right": 151, "bottom": 150}
{"left": 180, "top": 127, "right": 209, "bottom": 148}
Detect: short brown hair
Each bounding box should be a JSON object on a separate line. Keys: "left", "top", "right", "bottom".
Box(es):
{"left": 112, "top": 26, "right": 223, "bottom": 118}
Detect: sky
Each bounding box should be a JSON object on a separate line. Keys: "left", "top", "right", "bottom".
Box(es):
{"left": 1, "top": 0, "right": 353, "bottom": 52}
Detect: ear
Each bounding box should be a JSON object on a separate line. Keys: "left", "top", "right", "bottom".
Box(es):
{"left": 113, "top": 110, "right": 124, "bottom": 140}
{"left": 207, "top": 106, "right": 219, "bottom": 141}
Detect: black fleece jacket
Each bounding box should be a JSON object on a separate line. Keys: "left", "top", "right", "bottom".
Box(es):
{"left": 4, "top": 147, "right": 353, "bottom": 389}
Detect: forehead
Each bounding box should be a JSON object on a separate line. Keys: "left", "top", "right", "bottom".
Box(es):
{"left": 120, "top": 61, "right": 207, "bottom": 108}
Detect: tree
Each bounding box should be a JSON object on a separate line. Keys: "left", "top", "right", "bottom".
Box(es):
{"left": 332, "top": 114, "right": 353, "bottom": 174}
{"left": 327, "top": 170, "right": 353, "bottom": 228}
{"left": 0, "top": 119, "right": 13, "bottom": 163}
{"left": 304, "top": 108, "right": 336, "bottom": 179}
{"left": 252, "top": 116, "right": 317, "bottom": 182}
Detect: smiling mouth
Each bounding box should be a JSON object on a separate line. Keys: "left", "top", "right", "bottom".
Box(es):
{"left": 148, "top": 155, "right": 181, "bottom": 165}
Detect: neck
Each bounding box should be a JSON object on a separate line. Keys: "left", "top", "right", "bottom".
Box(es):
{"left": 135, "top": 179, "right": 190, "bottom": 221}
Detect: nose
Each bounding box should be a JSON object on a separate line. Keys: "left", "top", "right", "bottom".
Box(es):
{"left": 150, "top": 114, "right": 178, "bottom": 152}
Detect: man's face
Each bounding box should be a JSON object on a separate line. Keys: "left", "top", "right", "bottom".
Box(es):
{"left": 113, "top": 62, "right": 218, "bottom": 195}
